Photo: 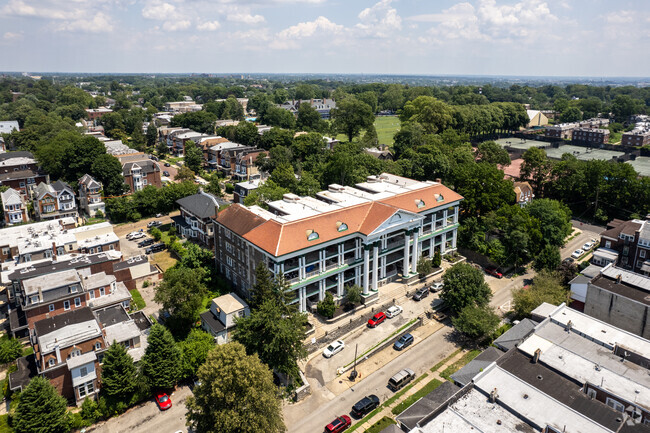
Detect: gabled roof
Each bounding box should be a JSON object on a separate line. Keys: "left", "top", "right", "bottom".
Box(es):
{"left": 52, "top": 180, "right": 73, "bottom": 194}
{"left": 1, "top": 188, "right": 22, "bottom": 206}
{"left": 214, "top": 204, "right": 267, "bottom": 236}
{"left": 176, "top": 192, "right": 219, "bottom": 219}
{"left": 601, "top": 219, "right": 642, "bottom": 240}
{"left": 34, "top": 182, "right": 55, "bottom": 200}
{"left": 122, "top": 160, "right": 160, "bottom": 176}
{"left": 79, "top": 174, "right": 101, "bottom": 189}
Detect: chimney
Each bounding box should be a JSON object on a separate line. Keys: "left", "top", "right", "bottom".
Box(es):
{"left": 566, "top": 320, "right": 573, "bottom": 332}
{"left": 489, "top": 388, "right": 498, "bottom": 403}
{"left": 533, "top": 348, "right": 541, "bottom": 363}
{"left": 435, "top": 178, "right": 442, "bottom": 184}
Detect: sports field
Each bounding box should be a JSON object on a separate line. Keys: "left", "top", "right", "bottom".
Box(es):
{"left": 336, "top": 116, "right": 400, "bottom": 145}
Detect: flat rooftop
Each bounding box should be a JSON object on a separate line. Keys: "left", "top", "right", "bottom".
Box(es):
{"left": 545, "top": 145, "right": 625, "bottom": 161}
{"left": 627, "top": 156, "right": 650, "bottom": 177}
{"left": 23, "top": 268, "right": 80, "bottom": 295}
{"left": 495, "top": 137, "right": 551, "bottom": 151}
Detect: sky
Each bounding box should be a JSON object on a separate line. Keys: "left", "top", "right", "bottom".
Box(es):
{"left": 0, "top": 0, "right": 649, "bottom": 77}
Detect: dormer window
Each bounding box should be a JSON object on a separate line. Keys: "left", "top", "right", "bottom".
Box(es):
{"left": 436, "top": 194, "right": 444, "bottom": 202}
{"left": 306, "top": 230, "right": 319, "bottom": 241}
{"left": 337, "top": 222, "right": 348, "bottom": 232}
{"left": 416, "top": 199, "right": 425, "bottom": 209}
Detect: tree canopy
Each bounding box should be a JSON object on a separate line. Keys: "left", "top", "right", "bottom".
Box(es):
{"left": 440, "top": 262, "right": 492, "bottom": 314}
{"left": 140, "top": 323, "right": 183, "bottom": 389}
{"left": 13, "top": 377, "right": 70, "bottom": 433}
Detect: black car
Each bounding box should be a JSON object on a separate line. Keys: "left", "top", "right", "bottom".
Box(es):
{"left": 164, "top": 162, "right": 171, "bottom": 167}
{"left": 163, "top": 170, "right": 170, "bottom": 177}
{"left": 145, "top": 243, "right": 166, "bottom": 254}
{"left": 413, "top": 287, "right": 429, "bottom": 301}
{"left": 138, "top": 238, "right": 155, "bottom": 248}
{"left": 351, "top": 395, "right": 379, "bottom": 418}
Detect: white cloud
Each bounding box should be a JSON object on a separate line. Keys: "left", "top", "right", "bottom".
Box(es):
{"left": 55, "top": 12, "right": 114, "bottom": 33}
{"left": 277, "top": 15, "right": 342, "bottom": 39}
{"left": 142, "top": 0, "right": 177, "bottom": 21}
{"left": 2, "top": 31, "right": 23, "bottom": 41}
{"left": 356, "top": 0, "right": 402, "bottom": 38}
{"left": 1, "top": 0, "right": 83, "bottom": 20}
{"left": 605, "top": 10, "right": 635, "bottom": 24}
{"left": 227, "top": 12, "right": 265, "bottom": 24}
{"left": 163, "top": 20, "right": 191, "bottom": 31}
{"left": 197, "top": 20, "right": 221, "bottom": 31}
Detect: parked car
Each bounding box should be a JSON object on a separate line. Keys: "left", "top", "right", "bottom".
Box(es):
{"left": 386, "top": 305, "right": 403, "bottom": 319}
{"left": 324, "top": 415, "right": 351, "bottom": 433}
{"left": 571, "top": 249, "right": 584, "bottom": 259}
{"left": 163, "top": 170, "right": 170, "bottom": 177}
{"left": 367, "top": 312, "right": 387, "bottom": 328}
{"left": 138, "top": 238, "right": 155, "bottom": 248}
{"left": 485, "top": 266, "right": 503, "bottom": 278}
{"left": 126, "top": 231, "right": 145, "bottom": 240}
{"left": 147, "top": 220, "right": 162, "bottom": 228}
{"left": 430, "top": 281, "right": 444, "bottom": 292}
{"left": 413, "top": 287, "right": 429, "bottom": 301}
{"left": 388, "top": 368, "right": 416, "bottom": 391}
{"left": 351, "top": 395, "right": 379, "bottom": 418}
{"left": 155, "top": 392, "right": 172, "bottom": 410}
{"left": 323, "top": 340, "right": 345, "bottom": 358}
{"left": 393, "top": 333, "right": 414, "bottom": 351}
{"left": 146, "top": 243, "right": 167, "bottom": 254}
{"left": 582, "top": 242, "right": 594, "bottom": 251}
{"left": 562, "top": 257, "right": 575, "bottom": 265}
{"left": 164, "top": 162, "right": 171, "bottom": 167}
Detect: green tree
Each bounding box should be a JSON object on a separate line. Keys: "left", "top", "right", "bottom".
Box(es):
{"left": 432, "top": 250, "right": 442, "bottom": 268}
{"left": 345, "top": 285, "right": 362, "bottom": 306}
{"left": 91, "top": 154, "right": 128, "bottom": 197}
{"left": 416, "top": 255, "right": 433, "bottom": 277}
{"left": 520, "top": 147, "right": 551, "bottom": 197}
{"left": 146, "top": 123, "right": 158, "bottom": 148}
{"left": 157, "top": 141, "right": 169, "bottom": 156}
{"left": 184, "top": 142, "right": 204, "bottom": 174}
{"left": 13, "top": 377, "right": 70, "bottom": 433}
{"left": 524, "top": 199, "right": 572, "bottom": 247}
{"left": 452, "top": 305, "right": 500, "bottom": 343}
{"left": 560, "top": 106, "right": 582, "bottom": 122}
{"left": 477, "top": 141, "right": 511, "bottom": 166}
{"left": 140, "top": 323, "right": 183, "bottom": 389}
{"left": 399, "top": 96, "right": 453, "bottom": 134}
{"left": 296, "top": 102, "right": 322, "bottom": 131}
{"left": 0, "top": 335, "right": 24, "bottom": 364}
{"left": 441, "top": 262, "right": 492, "bottom": 315}
{"left": 251, "top": 262, "right": 276, "bottom": 309}
{"left": 185, "top": 342, "right": 285, "bottom": 433}
{"left": 512, "top": 271, "right": 568, "bottom": 318}
{"left": 175, "top": 165, "right": 196, "bottom": 182}
{"left": 316, "top": 292, "right": 336, "bottom": 319}
{"left": 233, "top": 299, "right": 307, "bottom": 382}
{"left": 154, "top": 266, "right": 208, "bottom": 333}
{"left": 234, "top": 121, "right": 259, "bottom": 147}
{"left": 533, "top": 244, "right": 562, "bottom": 272}
{"left": 178, "top": 329, "right": 215, "bottom": 380}
{"left": 331, "top": 97, "right": 375, "bottom": 142}
{"left": 100, "top": 342, "right": 137, "bottom": 398}
{"left": 260, "top": 106, "right": 295, "bottom": 129}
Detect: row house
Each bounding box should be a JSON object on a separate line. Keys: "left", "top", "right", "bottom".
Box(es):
{"left": 218, "top": 146, "right": 261, "bottom": 178}
{"left": 85, "top": 107, "right": 113, "bottom": 125}
{"left": 172, "top": 190, "right": 219, "bottom": 249}
{"left": 234, "top": 178, "right": 263, "bottom": 204}
{"left": 206, "top": 142, "right": 246, "bottom": 172}
{"left": 214, "top": 174, "right": 462, "bottom": 312}
{"left": 194, "top": 136, "right": 229, "bottom": 164}
{"left": 165, "top": 128, "right": 191, "bottom": 153}
{"left": 171, "top": 131, "right": 208, "bottom": 156}
{"left": 0, "top": 151, "right": 49, "bottom": 196}
{"left": 279, "top": 99, "right": 337, "bottom": 119}
{"left": 0, "top": 220, "right": 119, "bottom": 265}
{"left": 10, "top": 304, "right": 151, "bottom": 405}
{"left": 119, "top": 155, "right": 162, "bottom": 192}
{"left": 545, "top": 122, "right": 579, "bottom": 139}
{"left": 78, "top": 174, "right": 105, "bottom": 217}
{"left": 158, "top": 126, "right": 187, "bottom": 147}
{"left": 1, "top": 188, "right": 29, "bottom": 225}
{"left": 163, "top": 101, "right": 202, "bottom": 113}
{"left": 33, "top": 181, "right": 78, "bottom": 221}
{"left": 595, "top": 218, "right": 650, "bottom": 275}
{"left": 622, "top": 119, "right": 650, "bottom": 147}
{"left": 572, "top": 127, "right": 610, "bottom": 145}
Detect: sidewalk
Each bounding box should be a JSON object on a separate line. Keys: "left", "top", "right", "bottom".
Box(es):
{"left": 353, "top": 349, "right": 467, "bottom": 432}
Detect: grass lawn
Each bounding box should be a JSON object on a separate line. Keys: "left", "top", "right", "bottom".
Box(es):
{"left": 150, "top": 251, "right": 177, "bottom": 272}
{"left": 440, "top": 349, "right": 482, "bottom": 381}
{"left": 365, "top": 416, "right": 396, "bottom": 433}
{"left": 335, "top": 116, "right": 401, "bottom": 146}
{"left": 391, "top": 378, "right": 443, "bottom": 415}
{"left": 84, "top": 217, "right": 107, "bottom": 225}
{"left": 130, "top": 288, "right": 146, "bottom": 310}
{"left": 608, "top": 131, "right": 622, "bottom": 144}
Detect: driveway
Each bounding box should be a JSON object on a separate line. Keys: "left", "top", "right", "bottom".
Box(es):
{"left": 561, "top": 220, "right": 604, "bottom": 261}
{"left": 88, "top": 386, "right": 192, "bottom": 433}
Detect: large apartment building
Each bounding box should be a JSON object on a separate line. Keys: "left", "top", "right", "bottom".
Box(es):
{"left": 213, "top": 174, "right": 462, "bottom": 312}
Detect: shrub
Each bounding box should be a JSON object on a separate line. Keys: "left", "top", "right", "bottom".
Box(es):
{"left": 0, "top": 336, "right": 24, "bottom": 364}
{"left": 150, "top": 227, "right": 162, "bottom": 241}
{"left": 94, "top": 210, "right": 104, "bottom": 218}
{"left": 316, "top": 292, "right": 336, "bottom": 319}
{"left": 345, "top": 285, "right": 362, "bottom": 306}
{"left": 142, "top": 280, "right": 150, "bottom": 288}
{"left": 225, "top": 183, "right": 235, "bottom": 194}
{"left": 432, "top": 250, "right": 442, "bottom": 268}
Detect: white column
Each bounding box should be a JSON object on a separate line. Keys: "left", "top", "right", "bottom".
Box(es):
{"left": 452, "top": 229, "right": 457, "bottom": 249}
{"left": 372, "top": 244, "right": 379, "bottom": 292}
{"left": 380, "top": 256, "right": 386, "bottom": 279}
{"left": 320, "top": 250, "right": 326, "bottom": 273}
{"left": 318, "top": 279, "right": 325, "bottom": 301}
{"left": 363, "top": 247, "right": 370, "bottom": 295}
{"left": 403, "top": 233, "right": 411, "bottom": 276}
{"left": 355, "top": 266, "right": 361, "bottom": 286}
{"left": 299, "top": 287, "right": 305, "bottom": 312}
{"left": 337, "top": 273, "right": 344, "bottom": 297}
{"left": 338, "top": 244, "right": 344, "bottom": 266}
{"left": 454, "top": 206, "right": 459, "bottom": 224}
{"left": 441, "top": 232, "right": 447, "bottom": 254}
{"left": 411, "top": 230, "right": 419, "bottom": 275}
{"left": 443, "top": 209, "right": 448, "bottom": 227}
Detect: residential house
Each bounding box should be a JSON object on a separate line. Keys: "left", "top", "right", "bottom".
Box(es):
{"left": 0, "top": 151, "right": 49, "bottom": 196}
{"left": 200, "top": 293, "right": 250, "bottom": 344}
{"left": 194, "top": 135, "right": 229, "bottom": 163}
{"left": 0, "top": 120, "right": 19, "bottom": 135}
{"left": 163, "top": 101, "right": 202, "bottom": 113}
{"left": 513, "top": 181, "right": 533, "bottom": 207}
{"left": 172, "top": 190, "right": 218, "bottom": 249}
{"left": 525, "top": 110, "right": 548, "bottom": 128}
{"left": 1, "top": 188, "right": 29, "bottom": 225}
{"left": 572, "top": 127, "right": 610, "bottom": 145}
{"left": 545, "top": 122, "right": 579, "bottom": 139}
{"left": 171, "top": 130, "right": 208, "bottom": 156}
{"left": 233, "top": 148, "right": 263, "bottom": 181}
{"left": 119, "top": 155, "right": 162, "bottom": 192}
{"left": 214, "top": 174, "right": 462, "bottom": 312}
{"left": 622, "top": 118, "right": 650, "bottom": 147}
{"left": 32, "top": 181, "right": 78, "bottom": 221}
{"left": 364, "top": 146, "right": 394, "bottom": 161}
{"left": 279, "top": 99, "right": 337, "bottom": 119}
{"left": 597, "top": 218, "right": 649, "bottom": 271}
{"left": 234, "top": 178, "right": 263, "bottom": 204}
{"left": 78, "top": 174, "right": 105, "bottom": 217}
{"left": 104, "top": 140, "right": 138, "bottom": 156}
{"left": 85, "top": 108, "right": 113, "bottom": 125}
{"left": 207, "top": 141, "right": 246, "bottom": 172}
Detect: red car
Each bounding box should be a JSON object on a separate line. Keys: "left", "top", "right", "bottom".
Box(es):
{"left": 324, "top": 415, "right": 351, "bottom": 433}
{"left": 485, "top": 266, "right": 503, "bottom": 279}
{"left": 155, "top": 392, "right": 172, "bottom": 410}
{"left": 368, "top": 312, "right": 386, "bottom": 328}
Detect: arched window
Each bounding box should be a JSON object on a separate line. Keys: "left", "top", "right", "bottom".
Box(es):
{"left": 307, "top": 231, "right": 319, "bottom": 241}
{"left": 337, "top": 222, "right": 348, "bottom": 232}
